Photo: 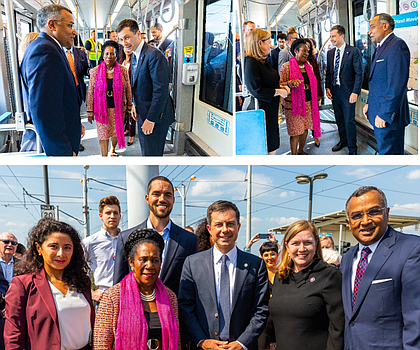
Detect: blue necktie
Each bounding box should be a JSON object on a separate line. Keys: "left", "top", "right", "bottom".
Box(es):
{"left": 333, "top": 48, "right": 340, "bottom": 86}
{"left": 352, "top": 247, "right": 371, "bottom": 309}
{"left": 131, "top": 53, "right": 137, "bottom": 82}
{"left": 373, "top": 44, "right": 380, "bottom": 60}
{"left": 218, "top": 255, "right": 230, "bottom": 341}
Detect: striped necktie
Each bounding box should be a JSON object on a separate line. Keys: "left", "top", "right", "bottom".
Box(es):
{"left": 333, "top": 48, "right": 340, "bottom": 86}
{"left": 67, "top": 50, "right": 79, "bottom": 86}
{"left": 131, "top": 53, "right": 137, "bottom": 82}
{"left": 218, "top": 254, "right": 230, "bottom": 341}
{"left": 352, "top": 247, "right": 371, "bottom": 309}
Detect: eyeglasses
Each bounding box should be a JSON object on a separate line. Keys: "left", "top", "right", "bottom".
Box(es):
{"left": 0, "top": 239, "right": 17, "bottom": 246}
{"left": 319, "top": 233, "right": 332, "bottom": 238}
{"left": 53, "top": 20, "right": 75, "bottom": 30}
{"left": 348, "top": 207, "right": 386, "bottom": 222}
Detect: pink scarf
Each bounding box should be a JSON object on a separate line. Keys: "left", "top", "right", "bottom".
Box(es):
{"left": 115, "top": 272, "right": 179, "bottom": 350}
{"left": 93, "top": 61, "right": 126, "bottom": 149}
{"left": 289, "top": 57, "right": 321, "bottom": 139}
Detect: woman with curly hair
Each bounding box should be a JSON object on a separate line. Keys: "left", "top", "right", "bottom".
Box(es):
{"left": 195, "top": 218, "right": 213, "bottom": 252}
{"left": 4, "top": 218, "right": 94, "bottom": 350}
{"left": 94, "top": 228, "right": 180, "bottom": 349}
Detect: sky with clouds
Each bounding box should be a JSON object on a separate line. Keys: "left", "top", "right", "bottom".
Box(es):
{"left": 0, "top": 164, "right": 419, "bottom": 252}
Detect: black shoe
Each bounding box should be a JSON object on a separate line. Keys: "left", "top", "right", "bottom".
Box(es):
{"left": 127, "top": 141, "right": 134, "bottom": 146}
{"left": 315, "top": 141, "right": 320, "bottom": 147}
{"left": 349, "top": 150, "right": 357, "bottom": 155}
{"left": 79, "top": 144, "right": 85, "bottom": 152}
{"left": 332, "top": 142, "right": 347, "bottom": 152}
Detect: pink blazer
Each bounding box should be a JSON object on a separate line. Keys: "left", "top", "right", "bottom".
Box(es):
{"left": 4, "top": 268, "right": 94, "bottom": 350}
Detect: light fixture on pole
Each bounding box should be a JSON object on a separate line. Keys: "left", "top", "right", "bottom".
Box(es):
{"left": 295, "top": 173, "right": 328, "bottom": 221}
{"left": 176, "top": 176, "right": 196, "bottom": 228}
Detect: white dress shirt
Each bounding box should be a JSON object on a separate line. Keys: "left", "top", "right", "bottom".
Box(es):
{"left": 379, "top": 32, "right": 393, "bottom": 47}
{"left": 82, "top": 228, "right": 120, "bottom": 290}
{"left": 146, "top": 218, "right": 171, "bottom": 265}
{"left": 351, "top": 226, "right": 388, "bottom": 292}
{"left": 334, "top": 42, "right": 346, "bottom": 86}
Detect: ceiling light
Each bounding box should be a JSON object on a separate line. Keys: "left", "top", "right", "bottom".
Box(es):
{"left": 280, "top": 1, "right": 295, "bottom": 15}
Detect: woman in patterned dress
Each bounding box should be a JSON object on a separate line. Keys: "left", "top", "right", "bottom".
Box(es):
{"left": 280, "top": 39, "right": 321, "bottom": 155}
{"left": 93, "top": 228, "right": 181, "bottom": 350}
{"left": 87, "top": 41, "right": 132, "bottom": 156}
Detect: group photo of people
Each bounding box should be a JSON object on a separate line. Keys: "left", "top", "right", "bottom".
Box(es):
{"left": 0, "top": 167, "right": 419, "bottom": 350}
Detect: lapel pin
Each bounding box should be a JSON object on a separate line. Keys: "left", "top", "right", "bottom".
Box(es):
{"left": 244, "top": 263, "right": 248, "bottom": 267}
{"left": 310, "top": 277, "right": 315, "bottom": 282}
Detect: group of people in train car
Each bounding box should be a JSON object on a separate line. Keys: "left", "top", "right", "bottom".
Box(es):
{"left": 19, "top": 4, "right": 175, "bottom": 157}
{"left": 242, "top": 12, "right": 410, "bottom": 155}
{"left": 0, "top": 178, "right": 419, "bottom": 350}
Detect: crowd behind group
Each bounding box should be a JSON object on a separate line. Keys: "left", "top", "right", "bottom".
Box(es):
{"left": 239, "top": 13, "right": 411, "bottom": 155}
{"left": 19, "top": 4, "right": 176, "bottom": 156}
{"left": 0, "top": 176, "right": 418, "bottom": 350}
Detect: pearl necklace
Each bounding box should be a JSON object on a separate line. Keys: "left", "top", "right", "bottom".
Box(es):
{"left": 298, "top": 64, "right": 305, "bottom": 68}
{"left": 106, "top": 68, "right": 114, "bottom": 74}
{"left": 140, "top": 288, "right": 156, "bottom": 302}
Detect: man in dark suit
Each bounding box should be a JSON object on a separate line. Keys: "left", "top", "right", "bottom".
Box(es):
{"left": 113, "top": 176, "right": 198, "bottom": 295}
{"left": 362, "top": 13, "right": 410, "bottom": 155}
{"left": 269, "top": 32, "right": 286, "bottom": 73}
{"left": 149, "top": 23, "right": 173, "bottom": 53}
{"left": 20, "top": 4, "right": 81, "bottom": 156}
{"left": 341, "top": 186, "right": 420, "bottom": 350}
{"left": 326, "top": 25, "right": 363, "bottom": 155}
{"left": 179, "top": 200, "right": 269, "bottom": 350}
{"left": 117, "top": 19, "right": 175, "bottom": 156}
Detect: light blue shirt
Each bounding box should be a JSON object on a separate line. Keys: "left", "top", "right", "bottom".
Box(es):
{"left": 147, "top": 218, "right": 171, "bottom": 264}
{"left": 0, "top": 256, "right": 15, "bottom": 283}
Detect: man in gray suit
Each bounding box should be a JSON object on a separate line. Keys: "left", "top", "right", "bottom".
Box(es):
{"left": 179, "top": 200, "right": 269, "bottom": 350}
{"left": 277, "top": 31, "right": 299, "bottom": 72}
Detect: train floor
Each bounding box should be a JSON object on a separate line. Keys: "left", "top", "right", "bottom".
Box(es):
{"left": 276, "top": 108, "right": 378, "bottom": 155}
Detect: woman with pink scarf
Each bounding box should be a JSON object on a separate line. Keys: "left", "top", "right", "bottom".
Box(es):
{"left": 93, "top": 228, "right": 180, "bottom": 350}
{"left": 87, "top": 41, "right": 132, "bottom": 157}
{"left": 280, "top": 39, "right": 321, "bottom": 155}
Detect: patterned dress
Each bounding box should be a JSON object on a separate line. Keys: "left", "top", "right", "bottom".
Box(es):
{"left": 93, "top": 283, "right": 181, "bottom": 350}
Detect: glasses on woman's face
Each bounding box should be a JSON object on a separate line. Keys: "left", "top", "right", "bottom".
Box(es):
{"left": 348, "top": 207, "right": 386, "bottom": 222}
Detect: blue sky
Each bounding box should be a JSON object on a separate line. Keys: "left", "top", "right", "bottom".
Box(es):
{"left": 1, "top": 164, "right": 419, "bottom": 252}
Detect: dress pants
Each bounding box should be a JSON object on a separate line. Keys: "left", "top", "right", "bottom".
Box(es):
{"left": 137, "top": 118, "right": 171, "bottom": 156}
{"left": 332, "top": 85, "right": 357, "bottom": 153}
{"left": 374, "top": 124, "right": 405, "bottom": 155}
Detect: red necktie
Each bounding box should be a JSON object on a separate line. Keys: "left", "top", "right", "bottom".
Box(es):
{"left": 352, "top": 247, "right": 371, "bottom": 309}
{"left": 67, "top": 50, "right": 79, "bottom": 86}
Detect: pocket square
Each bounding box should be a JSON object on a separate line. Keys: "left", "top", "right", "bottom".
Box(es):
{"left": 372, "top": 278, "right": 392, "bottom": 284}
{"left": 376, "top": 59, "right": 385, "bottom": 62}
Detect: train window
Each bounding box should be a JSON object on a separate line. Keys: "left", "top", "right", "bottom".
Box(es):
{"left": 199, "top": 0, "right": 233, "bottom": 114}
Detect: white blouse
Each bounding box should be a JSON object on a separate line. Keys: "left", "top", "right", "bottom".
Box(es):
{"left": 48, "top": 281, "right": 91, "bottom": 350}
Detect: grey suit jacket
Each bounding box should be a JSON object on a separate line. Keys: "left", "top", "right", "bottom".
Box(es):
{"left": 178, "top": 247, "right": 269, "bottom": 350}
{"left": 340, "top": 226, "right": 420, "bottom": 350}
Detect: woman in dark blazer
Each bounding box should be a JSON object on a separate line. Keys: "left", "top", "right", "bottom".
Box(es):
{"left": 269, "top": 220, "right": 344, "bottom": 350}
{"left": 244, "top": 28, "right": 289, "bottom": 155}
{"left": 4, "top": 218, "right": 94, "bottom": 350}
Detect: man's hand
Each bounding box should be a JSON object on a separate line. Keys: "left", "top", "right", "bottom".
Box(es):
{"left": 349, "top": 93, "right": 358, "bottom": 104}
{"left": 91, "top": 289, "right": 104, "bottom": 302}
{"left": 218, "top": 341, "right": 243, "bottom": 350}
{"left": 375, "top": 115, "right": 386, "bottom": 128}
{"left": 363, "top": 104, "right": 368, "bottom": 118}
{"left": 326, "top": 88, "right": 332, "bottom": 100}
{"left": 200, "top": 339, "right": 228, "bottom": 350}
{"left": 81, "top": 124, "right": 85, "bottom": 138}
{"left": 131, "top": 105, "right": 139, "bottom": 121}
{"left": 141, "top": 119, "right": 155, "bottom": 135}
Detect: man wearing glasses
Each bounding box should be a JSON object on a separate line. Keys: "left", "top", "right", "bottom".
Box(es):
{"left": 0, "top": 232, "right": 18, "bottom": 284}
{"left": 340, "top": 186, "right": 420, "bottom": 350}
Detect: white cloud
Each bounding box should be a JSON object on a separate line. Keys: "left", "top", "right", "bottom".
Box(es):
{"left": 279, "top": 191, "right": 288, "bottom": 198}
{"left": 50, "top": 169, "right": 83, "bottom": 180}
{"left": 268, "top": 216, "right": 300, "bottom": 226}
{"left": 392, "top": 203, "right": 420, "bottom": 213}
{"left": 279, "top": 191, "right": 295, "bottom": 198}
{"left": 5, "top": 221, "right": 31, "bottom": 228}
{"left": 345, "top": 167, "right": 376, "bottom": 178}
{"left": 407, "top": 169, "right": 420, "bottom": 179}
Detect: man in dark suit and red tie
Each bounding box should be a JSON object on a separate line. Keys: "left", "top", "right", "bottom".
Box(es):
{"left": 341, "top": 186, "right": 420, "bottom": 350}
{"left": 363, "top": 13, "right": 410, "bottom": 155}
{"left": 179, "top": 200, "right": 269, "bottom": 350}
{"left": 326, "top": 25, "right": 363, "bottom": 155}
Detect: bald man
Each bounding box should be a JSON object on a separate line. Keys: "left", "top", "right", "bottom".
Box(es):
{"left": 0, "top": 232, "right": 19, "bottom": 283}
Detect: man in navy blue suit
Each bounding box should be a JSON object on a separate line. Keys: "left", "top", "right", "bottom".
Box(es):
{"left": 179, "top": 200, "right": 269, "bottom": 350}
{"left": 326, "top": 25, "right": 363, "bottom": 155}
{"left": 20, "top": 4, "right": 81, "bottom": 156}
{"left": 269, "top": 32, "right": 286, "bottom": 73}
{"left": 116, "top": 19, "right": 175, "bottom": 156}
{"left": 113, "top": 176, "right": 198, "bottom": 295}
{"left": 341, "top": 186, "right": 420, "bottom": 350}
{"left": 363, "top": 13, "right": 410, "bottom": 155}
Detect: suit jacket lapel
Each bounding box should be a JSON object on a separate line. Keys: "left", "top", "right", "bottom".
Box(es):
{"left": 201, "top": 248, "right": 218, "bottom": 308}
{"left": 160, "top": 220, "right": 179, "bottom": 282}
{"left": 370, "top": 33, "right": 394, "bottom": 79}
{"left": 33, "top": 268, "right": 60, "bottom": 337}
{"left": 342, "top": 246, "right": 358, "bottom": 315}
{"left": 133, "top": 43, "right": 147, "bottom": 85}
{"left": 339, "top": 46, "right": 350, "bottom": 73}
{"left": 231, "top": 249, "right": 250, "bottom": 311}
{"left": 351, "top": 228, "right": 395, "bottom": 317}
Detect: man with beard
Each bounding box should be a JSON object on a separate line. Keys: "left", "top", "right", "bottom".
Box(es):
{"left": 113, "top": 176, "right": 198, "bottom": 296}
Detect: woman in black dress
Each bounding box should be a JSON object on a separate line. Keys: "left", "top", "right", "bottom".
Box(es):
{"left": 244, "top": 29, "right": 289, "bottom": 155}
{"left": 269, "top": 220, "right": 344, "bottom": 350}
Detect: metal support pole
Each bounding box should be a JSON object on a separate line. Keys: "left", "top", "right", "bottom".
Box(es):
{"left": 266, "top": 4, "right": 269, "bottom": 31}
{"left": 181, "top": 184, "right": 186, "bottom": 227}
{"left": 246, "top": 165, "right": 252, "bottom": 245}
{"left": 43, "top": 165, "right": 50, "bottom": 205}
{"left": 4, "top": 0, "right": 26, "bottom": 131}
{"left": 83, "top": 165, "right": 90, "bottom": 238}
{"left": 94, "top": 0, "right": 98, "bottom": 66}
{"left": 55, "top": 206, "right": 60, "bottom": 221}
{"left": 308, "top": 179, "right": 314, "bottom": 221}
{"left": 339, "top": 224, "right": 343, "bottom": 253}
